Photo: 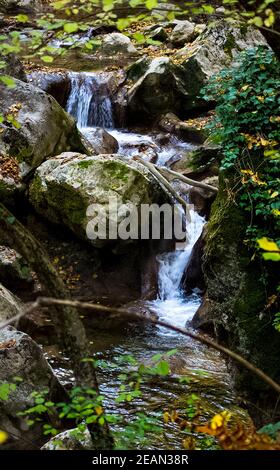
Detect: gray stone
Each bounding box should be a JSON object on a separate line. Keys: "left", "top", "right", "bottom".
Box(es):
{"left": 170, "top": 20, "right": 196, "bottom": 47}
{"left": 100, "top": 33, "right": 138, "bottom": 57}
{"left": 0, "top": 246, "right": 33, "bottom": 290}
{"left": 0, "top": 282, "right": 23, "bottom": 324}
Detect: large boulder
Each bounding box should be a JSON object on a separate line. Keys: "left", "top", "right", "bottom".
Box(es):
{"left": 29, "top": 152, "right": 169, "bottom": 247}
{"left": 82, "top": 128, "right": 119, "bottom": 155}
{"left": 127, "top": 57, "right": 182, "bottom": 122}
{"left": 0, "top": 78, "right": 86, "bottom": 200}
{"left": 174, "top": 20, "right": 268, "bottom": 111}
{"left": 0, "top": 282, "right": 23, "bottom": 324}
{"left": 0, "top": 326, "right": 64, "bottom": 449}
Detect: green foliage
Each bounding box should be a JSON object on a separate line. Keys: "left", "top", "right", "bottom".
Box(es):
{"left": 0, "top": 382, "right": 16, "bottom": 401}
{"left": 258, "top": 421, "right": 280, "bottom": 439}
{"left": 202, "top": 46, "right": 280, "bottom": 330}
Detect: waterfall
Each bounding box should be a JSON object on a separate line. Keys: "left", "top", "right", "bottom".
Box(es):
{"left": 66, "top": 72, "right": 114, "bottom": 129}
{"left": 149, "top": 206, "right": 205, "bottom": 332}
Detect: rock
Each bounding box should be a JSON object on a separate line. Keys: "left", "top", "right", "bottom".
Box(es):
{"left": 192, "top": 170, "right": 280, "bottom": 393}
{"left": 28, "top": 71, "right": 71, "bottom": 107}
{"left": 0, "top": 282, "right": 23, "bottom": 323}
{"left": 127, "top": 57, "right": 181, "bottom": 122}
{"left": 29, "top": 152, "right": 169, "bottom": 247}
{"left": 174, "top": 140, "right": 221, "bottom": 175}
{"left": 0, "top": 326, "right": 64, "bottom": 449}
{"left": 170, "top": 20, "right": 196, "bottom": 47}
{"left": 158, "top": 112, "right": 208, "bottom": 144}
{"left": 191, "top": 296, "right": 213, "bottom": 332}
{"left": 181, "top": 228, "right": 206, "bottom": 295}
{"left": 0, "top": 0, "right": 42, "bottom": 12}
{"left": 148, "top": 26, "right": 169, "bottom": 42}
{"left": 0, "top": 246, "right": 33, "bottom": 290}
{"left": 42, "top": 428, "right": 93, "bottom": 450}
{"left": 0, "top": 78, "right": 86, "bottom": 200}
{"left": 175, "top": 20, "right": 268, "bottom": 111}
{"left": 82, "top": 128, "right": 119, "bottom": 155}
{"left": 0, "top": 54, "right": 27, "bottom": 82}
{"left": 189, "top": 178, "right": 218, "bottom": 218}
{"left": 100, "top": 33, "right": 138, "bottom": 57}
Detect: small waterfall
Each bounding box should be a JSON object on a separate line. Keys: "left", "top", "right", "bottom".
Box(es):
{"left": 66, "top": 72, "right": 114, "bottom": 129}
{"left": 149, "top": 206, "right": 205, "bottom": 332}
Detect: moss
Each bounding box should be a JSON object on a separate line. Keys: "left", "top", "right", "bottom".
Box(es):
{"left": 223, "top": 33, "right": 237, "bottom": 59}
{"left": 103, "top": 161, "right": 130, "bottom": 183}
{"left": 77, "top": 160, "right": 95, "bottom": 169}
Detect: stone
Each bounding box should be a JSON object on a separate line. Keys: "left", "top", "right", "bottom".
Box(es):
{"left": 127, "top": 57, "right": 181, "bottom": 122}
{"left": 0, "top": 246, "right": 33, "bottom": 290}
{"left": 0, "top": 0, "right": 42, "bottom": 12}
{"left": 0, "top": 78, "right": 86, "bottom": 200}
{"left": 82, "top": 128, "right": 119, "bottom": 155}
{"left": 0, "top": 326, "right": 64, "bottom": 449}
{"left": 0, "top": 54, "right": 27, "bottom": 82}
{"left": 189, "top": 177, "right": 218, "bottom": 218}
{"left": 175, "top": 20, "right": 269, "bottom": 111}
{"left": 29, "top": 152, "right": 169, "bottom": 247}
{"left": 181, "top": 228, "right": 206, "bottom": 295}
{"left": 0, "top": 282, "right": 23, "bottom": 324}
{"left": 170, "top": 20, "right": 196, "bottom": 47}
{"left": 42, "top": 428, "right": 93, "bottom": 450}
{"left": 28, "top": 71, "right": 71, "bottom": 108}
{"left": 100, "top": 33, "right": 138, "bottom": 57}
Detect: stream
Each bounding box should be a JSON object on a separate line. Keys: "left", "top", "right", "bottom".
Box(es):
{"left": 48, "top": 71, "right": 246, "bottom": 449}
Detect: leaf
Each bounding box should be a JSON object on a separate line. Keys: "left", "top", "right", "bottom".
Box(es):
{"left": 0, "top": 430, "right": 8, "bottom": 444}
{"left": 117, "top": 18, "right": 131, "bottom": 31}
{"left": 41, "top": 56, "right": 54, "bottom": 63}
{"left": 251, "top": 16, "right": 263, "bottom": 27}
{"left": 63, "top": 22, "right": 79, "bottom": 34}
{"left": 0, "top": 76, "right": 16, "bottom": 88}
{"left": 156, "top": 360, "right": 170, "bottom": 376}
{"left": 146, "top": 0, "right": 158, "bottom": 10}
{"left": 15, "top": 14, "right": 29, "bottom": 23}
{"left": 263, "top": 252, "right": 280, "bottom": 262}
{"left": 257, "top": 237, "right": 280, "bottom": 252}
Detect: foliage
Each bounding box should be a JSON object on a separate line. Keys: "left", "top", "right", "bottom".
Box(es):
{"left": 196, "top": 411, "right": 280, "bottom": 450}
{"left": 202, "top": 46, "right": 280, "bottom": 329}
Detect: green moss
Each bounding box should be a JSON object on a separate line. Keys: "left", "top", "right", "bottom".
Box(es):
{"left": 223, "top": 33, "right": 236, "bottom": 58}
{"left": 103, "top": 161, "right": 130, "bottom": 182}
{"left": 77, "top": 160, "right": 95, "bottom": 169}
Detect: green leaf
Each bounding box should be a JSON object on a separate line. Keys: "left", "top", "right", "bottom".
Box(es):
{"left": 0, "top": 76, "right": 16, "bottom": 88}
{"left": 156, "top": 360, "right": 170, "bottom": 376}
{"left": 15, "top": 14, "right": 29, "bottom": 23}
{"left": 64, "top": 22, "right": 79, "bottom": 34}
{"left": 146, "top": 0, "right": 158, "bottom": 10}
{"left": 263, "top": 252, "right": 280, "bottom": 261}
{"left": 41, "top": 56, "right": 54, "bottom": 63}
{"left": 117, "top": 18, "right": 131, "bottom": 31}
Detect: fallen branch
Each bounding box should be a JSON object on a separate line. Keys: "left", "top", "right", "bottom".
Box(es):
{"left": 2, "top": 296, "right": 280, "bottom": 396}
{"left": 135, "top": 156, "right": 188, "bottom": 210}
{"left": 158, "top": 167, "right": 218, "bottom": 193}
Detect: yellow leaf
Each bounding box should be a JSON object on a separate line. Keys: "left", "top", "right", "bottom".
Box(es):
{"left": 163, "top": 411, "right": 169, "bottom": 423}
{"left": 257, "top": 237, "right": 280, "bottom": 252}
{"left": 241, "top": 85, "right": 250, "bottom": 91}
{"left": 95, "top": 406, "right": 103, "bottom": 416}
{"left": 270, "top": 191, "right": 279, "bottom": 198}
{"left": 0, "top": 430, "right": 8, "bottom": 444}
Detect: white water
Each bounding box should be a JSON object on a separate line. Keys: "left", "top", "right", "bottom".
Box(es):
{"left": 66, "top": 72, "right": 114, "bottom": 129}
{"left": 66, "top": 74, "right": 204, "bottom": 330}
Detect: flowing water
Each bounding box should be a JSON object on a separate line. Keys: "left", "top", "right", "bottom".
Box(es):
{"left": 49, "top": 72, "right": 247, "bottom": 449}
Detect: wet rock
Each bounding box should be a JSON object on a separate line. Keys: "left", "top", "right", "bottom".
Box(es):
{"left": 175, "top": 140, "right": 221, "bottom": 175}
{"left": 83, "top": 128, "right": 119, "bottom": 155}
{"left": 175, "top": 20, "right": 268, "bottom": 111}
{"left": 181, "top": 227, "right": 206, "bottom": 295}
{"left": 191, "top": 296, "right": 213, "bottom": 332}
{"left": 0, "top": 246, "right": 33, "bottom": 290}
{"left": 0, "top": 78, "right": 86, "bottom": 200}
{"left": 100, "top": 33, "right": 139, "bottom": 57}
{"left": 42, "top": 428, "right": 93, "bottom": 450}
{"left": 29, "top": 152, "right": 169, "bottom": 247}
{"left": 148, "top": 26, "right": 169, "bottom": 42}
{"left": 170, "top": 20, "right": 196, "bottom": 47}
{"left": 28, "top": 71, "right": 71, "bottom": 107}
{"left": 0, "top": 326, "right": 65, "bottom": 449}
{"left": 0, "top": 282, "right": 23, "bottom": 324}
